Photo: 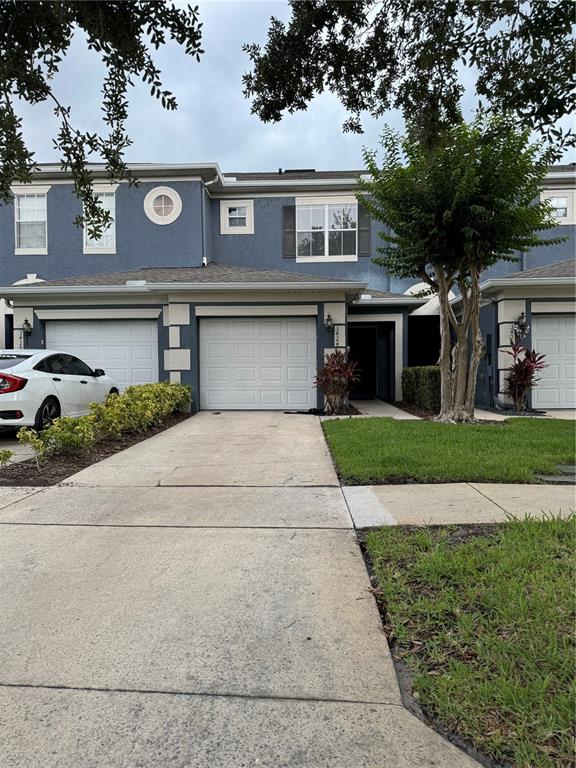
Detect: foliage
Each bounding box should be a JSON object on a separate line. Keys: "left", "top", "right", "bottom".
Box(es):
{"left": 315, "top": 350, "right": 359, "bottom": 415}
{"left": 243, "top": 0, "right": 575, "bottom": 149}
{"left": 322, "top": 417, "right": 575, "bottom": 484}
{"left": 0, "top": 449, "right": 13, "bottom": 465}
{"left": 359, "top": 116, "right": 560, "bottom": 422}
{"left": 365, "top": 516, "right": 576, "bottom": 767}
{"left": 505, "top": 344, "right": 548, "bottom": 412}
{"left": 401, "top": 367, "right": 441, "bottom": 414}
{"left": 0, "top": 2, "right": 203, "bottom": 237}
{"left": 90, "top": 381, "right": 190, "bottom": 437}
{"left": 17, "top": 382, "right": 190, "bottom": 463}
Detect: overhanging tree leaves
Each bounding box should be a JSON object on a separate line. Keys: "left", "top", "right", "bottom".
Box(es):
{"left": 0, "top": 1, "right": 203, "bottom": 237}
{"left": 243, "top": 0, "right": 575, "bottom": 148}
{"left": 358, "top": 117, "right": 560, "bottom": 422}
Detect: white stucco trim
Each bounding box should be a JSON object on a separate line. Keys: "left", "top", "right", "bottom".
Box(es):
{"left": 195, "top": 304, "right": 318, "bottom": 317}
{"left": 348, "top": 313, "right": 404, "bottom": 400}
{"left": 34, "top": 308, "right": 162, "bottom": 320}
{"left": 143, "top": 186, "right": 182, "bottom": 225}
{"left": 219, "top": 200, "right": 254, "bottom": 235}
{"left": 11, "top": 184, "right": 52, "bottom": 195}
{"left": 531, "top": 301, "right": 575, "bottom": 313}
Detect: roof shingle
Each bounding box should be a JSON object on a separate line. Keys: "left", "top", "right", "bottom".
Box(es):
{"left": 506, "top": 259, "right": 576, "bottom": 279}
{"left": 37, "top": 263, "right": 359, "bottom": 287}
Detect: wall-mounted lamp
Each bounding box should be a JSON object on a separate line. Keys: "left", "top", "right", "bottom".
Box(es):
{"left": 325, "top": 313, "right": 334, "bottom": 332}
{"left": 510, "top": 311, "right": 530, "bottom": 344}
{"left": 22, "top": 318, "right": 32, "bottom": 336}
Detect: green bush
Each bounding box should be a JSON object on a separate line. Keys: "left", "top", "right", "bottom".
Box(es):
{"left": 402, "top": 366, "right": 441, "bottom": 413}
{"left": 18, "top": 382, "right": 191, "bottom": 463}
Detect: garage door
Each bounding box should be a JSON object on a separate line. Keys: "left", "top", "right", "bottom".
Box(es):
{"left": 531, "top": 315, "right": 576, "bottom": 408}
{"left": 46, "top": 320, "right": 159, "bottom": 391}
{"left": 200, "top": 317, "right": 317, "bottom": 410}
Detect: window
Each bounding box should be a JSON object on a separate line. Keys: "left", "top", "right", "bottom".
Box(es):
{"left": 13, "top": 186, "right": 50, "bottom": 254}
{"left": 295, "top": 197, "right": 357, "bottom": 262}
{"left": 61, "top": 354, "right": 94, "bottom": 376}
{"left": 548, "top": 196, "right": 568, "bottom": 219}
{"left": 84, "top": 189, "right": 116, "bottom": 253}
{"left": 220, "top": 200, "right": 254, "bottom": 234}
{"left": 541, "top": 189, "right": 575, "bottom": 225}
{"left": 144, "top": 186, "right": 182, "bottom": 225}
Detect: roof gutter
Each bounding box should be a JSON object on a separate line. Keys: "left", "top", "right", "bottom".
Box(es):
{"left": 0, "top": 280, "right": 367, "bottom": 297}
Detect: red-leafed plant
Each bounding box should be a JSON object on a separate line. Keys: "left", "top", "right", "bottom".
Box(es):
{"left": 504, "top": 344, "right": 547, "bottom": 412}
{"left": 315, "top": 351, "right": 359, "bottom": 415}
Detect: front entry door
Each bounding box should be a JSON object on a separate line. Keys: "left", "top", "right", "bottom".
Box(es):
{"left": 348, "top": 325, "right": 378, "bottom": 399}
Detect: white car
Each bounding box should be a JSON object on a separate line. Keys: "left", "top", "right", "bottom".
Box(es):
{"left": 0, "top": 349, "right": 119, "bottom": 430}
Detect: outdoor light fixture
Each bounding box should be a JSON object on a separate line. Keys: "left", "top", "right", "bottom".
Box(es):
{"left": 21, "top": 318, "right": 32, "bottom": 336}
{"left": 325, "top": 313, "right": 334, "bottom": 332}
{"left": 511, "top": 311, "right": 530, "bottom": 344}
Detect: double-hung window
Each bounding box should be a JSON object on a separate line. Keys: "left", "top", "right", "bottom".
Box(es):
{"left": 541, "top": 189, "right": 575, "bottom": 225}
{"left": 84, "top": 186, "right": 117, "bottom": 254}
{"left": 13, "top": 186, "right": 50, "bottom": 255}
{"left": 295, "top": 197, "right": 358, "bottom": 262}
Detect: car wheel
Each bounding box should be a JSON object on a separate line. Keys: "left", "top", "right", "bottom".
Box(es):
{"left": 34, "top": 397, "right": 61, "bottom": 431}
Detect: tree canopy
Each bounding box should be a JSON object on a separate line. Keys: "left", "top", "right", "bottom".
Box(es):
{"left": 358, "top": 117, "right": 560, "bottom": 420}
{"left": 243, "top": 0, "right": 575, "bottom": 149}
{"left": 0, "top": 1, "right": 204, "bottom": 235}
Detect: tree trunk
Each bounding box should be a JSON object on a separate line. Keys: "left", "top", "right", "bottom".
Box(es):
{"left": 434, "top": 267, "right": 483, "bottom": 424}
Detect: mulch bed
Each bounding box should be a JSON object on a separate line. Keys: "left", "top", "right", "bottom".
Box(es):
{"left": 392, "top": 400, "right": 436, "bottom": 419}
{"left": 0, "top": 412, "right": 191, "bottom": 487}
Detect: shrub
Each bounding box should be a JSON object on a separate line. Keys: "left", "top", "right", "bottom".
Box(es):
{"left": 402, "top": 366, "right": 441, "bottom": 413}
{"left": 504, "top": 343, "right": 547, "bottom": 412}
{"left": 315, "top": 351, "right": 359, "bottom": 415}
{"left": 0, "top": 449, "right": 13, "bottom": 465}
{"left": 18, "top": 382, "right": 191, "bottom": 463}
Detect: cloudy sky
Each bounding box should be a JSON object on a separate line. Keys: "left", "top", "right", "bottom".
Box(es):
{"left": 17, "top": 0, "right": 573, "bottom": 173}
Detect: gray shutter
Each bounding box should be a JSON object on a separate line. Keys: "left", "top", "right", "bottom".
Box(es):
{"left": 283, "top": 205, "right": 296, "bottom": 258}
{"left": 358, "top": 204, "right": 371, "bottom": 257}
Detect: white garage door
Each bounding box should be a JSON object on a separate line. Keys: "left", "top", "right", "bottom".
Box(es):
{"left": 200, "top": 317, "right": 317, "bottom": 410}
{"left": 46, "top": 320, "right": 159, "bottom": 391}
{"left": 532, "top": 315, "right": 576, "bottom": 408}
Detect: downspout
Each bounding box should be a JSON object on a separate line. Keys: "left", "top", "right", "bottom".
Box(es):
{"left": 202, "top": 175, "right": 219, "bottom": 267}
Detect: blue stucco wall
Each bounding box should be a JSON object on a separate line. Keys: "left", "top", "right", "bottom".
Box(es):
{"left": 210, "top": 196, "right": 393, "bottom": 291}
{"left": 1, "top": 179, "right": 573, "bottom": 291}
{"left": 0, "top": 180, "right": 205, "bottom": 285}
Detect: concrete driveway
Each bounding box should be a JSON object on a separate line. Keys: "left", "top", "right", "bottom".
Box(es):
{"left": 0, "top": 412, "right": 478, "bottom": 767}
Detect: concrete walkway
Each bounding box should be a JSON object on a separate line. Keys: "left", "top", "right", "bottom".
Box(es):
{"left": 0, "top": 412, "right": 478, "bottom": 768}
{"left": 344, "top": 483, "right": 576, "bottom": 528}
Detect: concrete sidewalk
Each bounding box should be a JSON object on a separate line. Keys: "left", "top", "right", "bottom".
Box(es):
{"left": 344, "top": 482, "right": 575, "bottom": 528}
{"left": 0, "top": 412, "right": 478, "bottom": 768}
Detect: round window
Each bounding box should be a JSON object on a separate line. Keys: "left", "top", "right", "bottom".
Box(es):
{"left": 144, "top": 187, "right": 182, "bottom": 225}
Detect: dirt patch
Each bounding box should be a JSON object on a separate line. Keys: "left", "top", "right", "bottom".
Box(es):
{"left": 391, "top": 401, "right": 437, "bottom": 419}
{"left": 0, "top": 412, "right": 191, "bottom": 487}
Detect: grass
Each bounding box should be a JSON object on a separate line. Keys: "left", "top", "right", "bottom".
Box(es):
{"left": 322, "top": 417, "right": 576, "bottom": 484}
{"left": 365, "top": 517, "right": 576, "bottom": 768}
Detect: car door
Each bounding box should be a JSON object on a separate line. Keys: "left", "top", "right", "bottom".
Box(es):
{"left": 40, "top": 354, "right": 83, "bottom": 416}
{"left": 62, "top": 355, "right": 106, "bottom": 413}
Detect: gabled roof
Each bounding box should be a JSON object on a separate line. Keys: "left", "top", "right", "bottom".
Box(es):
{"left": 505, "top": 259, "right": 575, "bottom": 280}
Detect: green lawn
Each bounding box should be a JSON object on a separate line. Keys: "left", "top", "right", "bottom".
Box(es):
{"left": 322, "top": 417, "right": 576, "bottom": 484}
{"left": 365, "top": 517, "right": 576, "bottom": 768}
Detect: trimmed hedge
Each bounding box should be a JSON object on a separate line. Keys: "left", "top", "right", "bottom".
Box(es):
{"left": 18, "top": 382, "right": 191, "bottom": 462}
{"left": 401, "top": 366, "right": 441, "bottom": 413}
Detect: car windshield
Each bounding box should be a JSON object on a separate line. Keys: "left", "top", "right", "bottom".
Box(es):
{"left": 0, "top": 354, "right": 31, "bottom": 369}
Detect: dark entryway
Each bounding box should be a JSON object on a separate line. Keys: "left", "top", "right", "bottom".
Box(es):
{"left": 348, "top": 322, "right": 395, "bottom": 400}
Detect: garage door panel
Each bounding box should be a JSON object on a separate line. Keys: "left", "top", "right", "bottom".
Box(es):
{"left": 532, "top": 314, "right": 576, "bottom": 408}
{"left": 200, "top": 317, "right": 317, "bottom": 410}
{"left": 46, "top": 320, "right": 159, "bottom": 391}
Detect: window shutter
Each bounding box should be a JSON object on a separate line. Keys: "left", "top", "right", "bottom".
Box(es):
{"left": 283, "top": 205, "right": 296, "bottom": 258}
{"left": 358, "top": 204, "right": 371, "bottom": 257}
